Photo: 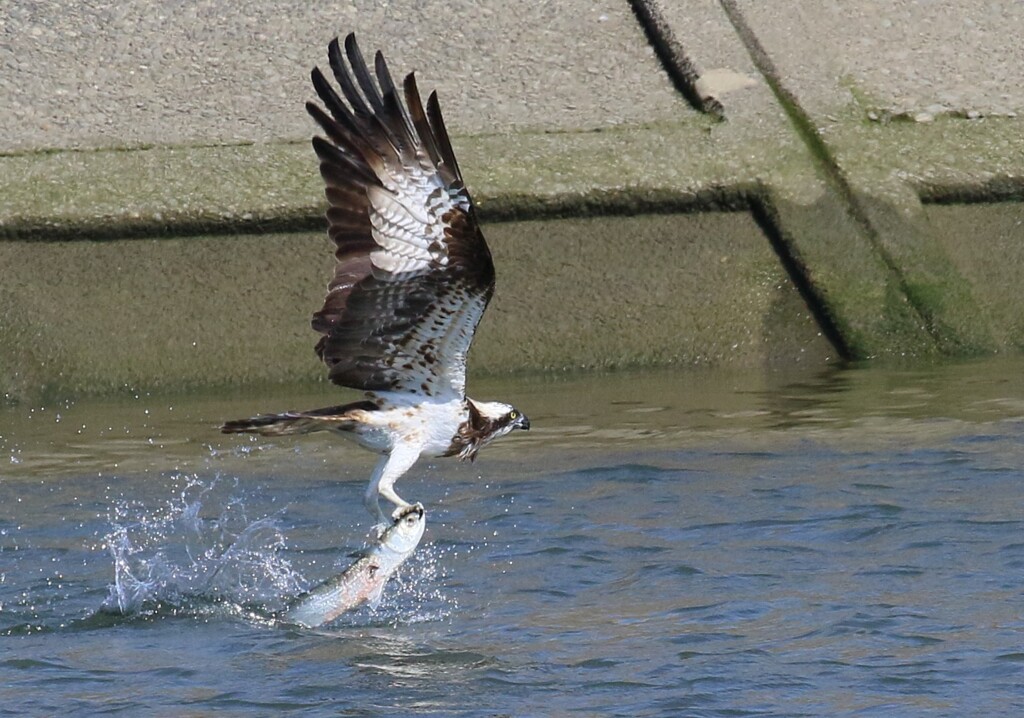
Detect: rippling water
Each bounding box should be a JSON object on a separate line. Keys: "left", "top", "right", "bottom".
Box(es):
{"left": 3, "top": 359, "right": 1024, "bottom": 715}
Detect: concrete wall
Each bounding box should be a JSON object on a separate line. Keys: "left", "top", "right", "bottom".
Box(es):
{"left": 1, "top": 1, "right": 1022, "bottom": 399}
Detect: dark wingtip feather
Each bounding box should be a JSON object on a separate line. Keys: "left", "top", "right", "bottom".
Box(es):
{"left": 374, "top": 50, "right": 397, "bottom": 97}
{"left": 345, "top": 33, "right": 384, "bottom": 113}
{"left": 329, "top": 36, "right": 344, "bottom": 63}
{"left": 403, "top": 72, "right": 441, "bottom": 166}
{"left": 305, "top": 33, "right": 491, "bottom": 395}
{"left": 426, "top": 90, "right": 462, "bottom": 182}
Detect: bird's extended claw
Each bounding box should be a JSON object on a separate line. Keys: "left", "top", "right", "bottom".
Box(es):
{"left": 392, "top": 502, "right": 424, "bottom": 522}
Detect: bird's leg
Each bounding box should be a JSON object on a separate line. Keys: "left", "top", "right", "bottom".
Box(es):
{"left": 364, "top": 456, "right": 392, "bottom": 537}
{"left": 378, "top": 464, "right": 424, "bottom": 521}
{"left": 379, "top": 481, "right": 424, "bottom": 521}
{"left": 365, "top": 444, "right": 423, "bottom": 536}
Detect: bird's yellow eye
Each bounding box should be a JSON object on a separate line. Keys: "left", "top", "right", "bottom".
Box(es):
{"left": 509, "top": 410, "right": 518, "bottom": 420}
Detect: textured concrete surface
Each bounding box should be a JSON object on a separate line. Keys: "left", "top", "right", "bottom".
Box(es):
{"left": 0, "top": 215, "right": 832, "bottom": 399}
{"left": 730, "top": 0, "right": 1024, "bottom": 121}
{"left": 1, "top": 0, "right": 1022, "bottom": 399}
{"left": 716, "top": 0, "right": 1023, "bottom": 357}
{"left": 0, "top": 0, "right": 686, "bottom": 152}
{"left": 926, "top": 204, "right": 1024, "bottom": 351}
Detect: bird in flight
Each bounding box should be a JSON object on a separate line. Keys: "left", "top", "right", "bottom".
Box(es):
{"left": 222, "top": 34, "right": 529, "bottom": 529}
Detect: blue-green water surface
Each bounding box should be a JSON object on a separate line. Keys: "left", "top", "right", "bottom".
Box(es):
{"left": 2, "top": 359, "right": 1024, "bottom": 716}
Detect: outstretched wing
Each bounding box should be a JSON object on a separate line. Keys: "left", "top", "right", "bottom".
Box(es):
{"left": 306, "top": 34, "right": 495, "bottom": 400}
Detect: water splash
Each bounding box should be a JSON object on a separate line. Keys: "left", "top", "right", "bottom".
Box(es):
{"left": 99, "top": 475, "right": 304, "bottom": 617}
{"left": 97, "top": 475, "right": 456, "bottom": 628}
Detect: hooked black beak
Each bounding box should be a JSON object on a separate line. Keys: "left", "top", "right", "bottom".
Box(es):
{"left": 516, "top": 413, "right": 531, "bottom": 431}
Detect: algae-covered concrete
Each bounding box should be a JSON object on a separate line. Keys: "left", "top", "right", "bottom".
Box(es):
{"left": 925, "top": 204, "right": 1024, "bottom": 352}
{"left": 714, "top": 0, "right": 1024, "bottom": 357}
{"left": 0, "top": 214, "right": 833, "bottom": 399}
{"left": 1, "top": 0, "right": 1023, "bottom": 399}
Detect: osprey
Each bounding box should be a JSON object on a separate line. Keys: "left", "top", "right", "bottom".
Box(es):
{"left": 222, "top": 34, "right": 529, "bottom": 528}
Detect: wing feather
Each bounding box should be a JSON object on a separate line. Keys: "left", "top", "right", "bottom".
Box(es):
{"left": 307, "top": 34, "right": 495, "bottom": 399}
{"left": 426, "top": 91, "right": 463, "bottom": 185}
{"left": 403, "top": 74, "right": 442, "bottom": 168}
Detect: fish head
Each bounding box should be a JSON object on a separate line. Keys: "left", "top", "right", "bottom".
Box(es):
{"left": 383, "top": 503, "right": 426, "bottom": 553}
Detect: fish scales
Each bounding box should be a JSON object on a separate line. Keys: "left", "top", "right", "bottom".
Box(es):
{"left": 282, "top": 505, "right": 426, "bottom": 627}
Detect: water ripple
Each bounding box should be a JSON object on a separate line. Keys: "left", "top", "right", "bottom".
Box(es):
{"left": 5, "top": 361, "right": 1024, "bottom": 714}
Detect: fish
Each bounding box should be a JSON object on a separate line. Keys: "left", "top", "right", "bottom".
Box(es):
{"left": 281, "top": 504, "right": 426, "bottom": 627}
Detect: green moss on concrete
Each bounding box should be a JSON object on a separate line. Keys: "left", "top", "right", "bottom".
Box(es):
{"left": 924, "top": 203, "right": 1024, "bottom": 352}
{"left": 2, "top": 109, "right": 1021, "bottom": 400}
{"left": 0, "top": 213, "right": 834, "bottom": 401}
{"left": 474, "top": 212, "right": 833, "bottom": 372}
{"left": 854, "top": 192, "right": 998, "bottom": 356}
{"left": 0, "top": 142, "right": 320, "bottom": 239}
{"left": 756, "top": 188, "right": 940, "bottom": 360}
{"left": 0, "top": 120, "right": 783, "bottom": 239}
{"left": 810, "top": 117, "right": 1021, "bottom": 356}
{"left": 831, "top": 116, "right": 1024, "bottom": 196}
{"left": 0, "top": 232, "right": 333, "bottom": 399}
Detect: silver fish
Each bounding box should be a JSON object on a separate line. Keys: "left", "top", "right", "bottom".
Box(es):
{"left": 282, "top": 504, "right": 426, "bottom": 627}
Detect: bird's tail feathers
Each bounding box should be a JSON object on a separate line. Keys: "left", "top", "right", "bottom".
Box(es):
{"left": 220, "top": 401, "right": 378, "bottom": 437}
{"left": 221, "top": 413, "right": 334, "bottom": 436}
